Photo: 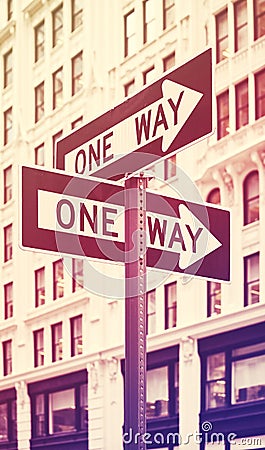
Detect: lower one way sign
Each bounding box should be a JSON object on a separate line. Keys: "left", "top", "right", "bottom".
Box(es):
{"left": 20, "top": 166, "right": 230, "bottom": 282}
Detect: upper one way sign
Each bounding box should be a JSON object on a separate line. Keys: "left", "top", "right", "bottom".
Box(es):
{"left": 56, "top": 49, "right": 212, "bottom": 181}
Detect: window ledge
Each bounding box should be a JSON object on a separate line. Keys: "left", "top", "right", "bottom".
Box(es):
{"left": 24, "top": 295, "right": 89, "bottom": 324}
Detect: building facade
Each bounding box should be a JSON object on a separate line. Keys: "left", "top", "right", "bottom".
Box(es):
{"left": 0, "top": 1, "right": 265, "bottom": 450}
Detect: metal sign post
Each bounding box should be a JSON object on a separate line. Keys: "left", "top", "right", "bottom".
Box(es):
{"left": 124, "top": 175, "right": 148, "bottom": 450}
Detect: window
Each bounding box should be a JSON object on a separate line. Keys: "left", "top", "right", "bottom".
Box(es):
{"left": 234, "top": 0, "right": 248, "bottom": 52}
{"left": 53, "top": 259, "right": 64, "bottom": 299}
{"left": 204, "top": 340, "right": 265, "bottom": 410}
{"left": 244, "top": 253, "right": 260, "bottom": 306}
{"left": 206, "top": 188, "right": 221, "bottom": 317}
{"left": 35, "top": 21, "right": 44, "bottom": 62}
{"left": 206, "top": 352, "right": 226, "bottom": 409}
{"left": 165, "top": 282, "right": 177, "bottom": 329}
{"left": 4, "top": 224, "right": 12, "bottom": 262}
{"left": 143, "top": 0, "right": 156, "bottom": 44}
{"left": 255, "top": 68, "right": 265, "bottom": 120}
{"left": 52, "top": 130, "right": 63, "bottom": 168}
{"left": 163, "top": 0, "right": 175, "bottom": 30}
{"left": 143, "top": 66, "right": 155, "bottom": 85}
{"left": 217, "top": 90, "right": 229, "bottom": 139}
{"left": 147, "top": 366, "right": 168, "bottom": 418}
{"left": 35, "top": 82, "right": 44, "bottom": 122}
{"left": 216, "top": 9, "right": 228, "bottom": 63}
{"left": 147, "top": 290, "right": 156, "bottom": 335}
{"left": 3, "top": 49, "right": 12, "bottom": 88}
{"left": 4, "top": 165, "right": 12, "bottom": 203}
{"left": 35, "top": 267, "right": 45, "bottom": 307}
{"left": 72, "top": 259, "right": 84, "bottom": 291}
{"left": 7, "top": 0, "right": 13, "bottom": 20}
{"left": 254, "top": 0, "right": 265, "bottom": 40}
{"left": 72, "top": 52, "right": 83, "bottom": 96}
{"left": 3, "top": 340, "right": 12, "bottom": 376}
{"left": 4, "top": 107, "right": 12, "bottom": 145}
{"left": 4, "top": 282, "right": 13, "bottom": 319}
{"left": 164, "top": 154, "right": 176, "bottom": 180}
{"left": 0, "top": 394, "right": 16, "bottom": 443}
{"left": 34, "top": 329, "right": 44, "bottom": 367}
{"left": 71, "top": 0, "right": 83, "bottom": 31}
{"left": 51, "top": 322, "right": 63, "bottom": 362}
{"left": 146, "top": 361, "right": 179, "bottom": 419}
{"left": 163, "top": 52, "right": 175, "bottom": 72}
{"left": 70, "top": 315, "right": 83, "bottom": 356}
{"left": 30, "top": 374, "right": 88, "bottom": 439}
{"left": 71, "top": 116, "right": 83, "bottom": 129}
{"left": 124, "top": 9, "right": 136, "bottom": 57}
{"left": 232, "top": 342, "right": 265, "bottom": 403}
{"left": 207, "top": 282, "right": 221, "bottom": 317}
{"left": 52, "top": 67, "right": 63, "bottom": 109}
{"left": 207, "top": 187, "right": 221, "bottom": 205}
{"left": 243, "top": 170, "right": 259, "bottom": 225}
{"left": 52, "top": 4, "right": 63, "bottom": 47}
{"left": 236, "top": 79, "right": 249, "bottom": 129}
{"left": 35, "top": 143, "right": 44, "bottom": 166}
{"left": 124, "top": 79, "right": 135, "bottom": 97}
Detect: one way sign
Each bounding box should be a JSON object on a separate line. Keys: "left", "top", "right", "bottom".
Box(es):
{"left": 56, "top": 49, "right": 212, "bottom": 181}
{"left": 20, "top": 166, "right": 230, "bottom": 282}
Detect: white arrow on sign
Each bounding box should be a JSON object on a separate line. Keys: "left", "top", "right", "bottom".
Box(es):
{"left": 65, "top": 80, "right": 203, "bottom": 176}
{"left": 147, "top": 203, "right": 222, "bottom": 269}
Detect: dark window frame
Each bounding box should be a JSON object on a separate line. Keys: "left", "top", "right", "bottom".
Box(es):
{"left": 124, "top": 79, "right": 135, "bottom": 97}
{"left": 71, "top": 116, "right": 83, "bottom": 129}
{"left": 165, "top": 281, "right": 177, "bottom": 329}
{"left": 244, "top": 252, "right": 260, "bottom": 306}
{"left": 143, "top": 0, "right": 155, "bottom": 44}
{"left": 52, "top": 67, "right": 63, "bottom": 110}
{"left": 53, "top": 259, "right": 64, "bottom": 300}
{"left": 163, "top": 0, "right": 175, "bottom": 30}
{"left": 234, "top": 0, "right": 248, "bottom": 52}
{"left": 207, "top": 282, "right": 221, "bottom": 317}
{"left": 3, "top": 339, "right": 12, "bottom": 376}
{"left": 34, "top": 21, "right": 44, "bottom": 62}
{"left": 4, "top": 223, "right": 12, "bottom": 262}
{"left": 34, "top": 143, "right": 45, "bottom": 166}
{"left": 163, "top": 51, "right": 175, "bottom": 72}
{"left": 35, "top": 267, "right": 45, "bottom": 307}
{"left": 71, "top": 51, "right": 83, "bottom": 96}
{"left": 35, "top": 82, "right": 44, "bottom": 123}
{"left": 217, "top": 90, "right": 229, "bottom": 140}
{"left": 52, "top": 3, "right": 63, "bottom": 47}
{"left": 52, "top": 130, "right": 63, "bottom": 168}
{"left": 72, "top": 258, "right": 84, "bottom": 292}
{"left": 29, "top": 371, "right": 88, "bottom": 440}
{"left": 71, "top": 0, "right": 83, "bottom": 31}
{"left": 34, "top": 328, "right": 44, "bottom": 367}
{"left": 235, "top": 78, "right": 249, "bottom": 129}
{"left": 255, "top": 68, "right": 265, "bottom": 120}
{"left": 124, "top": 9, "right": 135, "bottom": 57}
{"left": 4, "top": 107, "right": 12, "bottom": 145}
{"left": 4, "top": 164, "right": 12, "bottom": 203}
{"left": 0, "top": 389, "right": 17, "bottom": 443}
{"left": 4, "top": 282, "right": 13, "bottom": 320}
{"left": 216, "top": 9, "right": 228, "bottom": 63}
{"left": 254, "top": 0, "right": 265, "bottom": 40}
{"left": 146, "top": 289, "right": 156, "bottom": 335}
{"left": 51, "top": 322, "right": 63, "bottom": 362}
{"left": 243, "top": 170, "right": 259, "bottom": 225}
{"left": 3, "top": 49, "right": 12, "bottom": 88}
{"left": 70, "top": 315, "right": 83, "bottom": 356}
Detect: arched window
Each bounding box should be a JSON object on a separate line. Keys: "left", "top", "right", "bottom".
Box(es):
{"left": 243, "top": 171, "right": 259, "bottom": 225}
{"left": 207, "top": 187, "right": 221, "bottom": 317}
{"left": 207, "top": 188, "right": 221, "bottom": 205}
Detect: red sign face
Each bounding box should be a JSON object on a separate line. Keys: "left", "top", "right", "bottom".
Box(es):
{"left": 56, "top": 49, "right": 212, "bottom": 181}
{"left": 20, "top": 166, "right": 230, "bottom": 282}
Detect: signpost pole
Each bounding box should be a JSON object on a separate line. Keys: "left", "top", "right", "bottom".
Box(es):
{"left": 124, "top": 175, "right": 148, "bottom": 450}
